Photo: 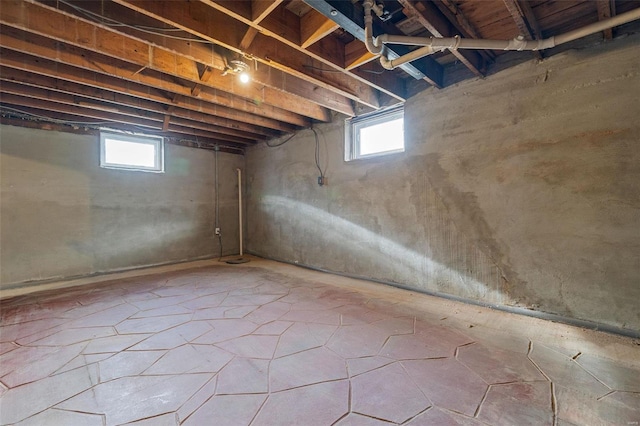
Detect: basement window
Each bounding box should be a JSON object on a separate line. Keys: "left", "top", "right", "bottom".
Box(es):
{"left": 100, "top": 131, "right": 164, "bottom": 172}
{"left": 345, "top": 105, "right": 404, "bottom": 161}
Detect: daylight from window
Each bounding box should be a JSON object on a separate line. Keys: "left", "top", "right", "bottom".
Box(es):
{"left": 100, "top": 131, "right": 163, "bottom": 172}
{"left": 104, "top": 138, "right": 157, "bottom": 168}
{"left": 358, "top": 116, "right": 404, "bottom": 156}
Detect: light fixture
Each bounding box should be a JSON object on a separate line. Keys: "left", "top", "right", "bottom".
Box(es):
{"left": 224, "top": 59, "right": 251, "bottom": 84}
{"left": 239, "top": 71, "right": 250, "bottom": 84}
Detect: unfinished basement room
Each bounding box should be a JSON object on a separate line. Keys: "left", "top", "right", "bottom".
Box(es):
{"left": 1, "top": 0, "right": 639, "bottom": 424}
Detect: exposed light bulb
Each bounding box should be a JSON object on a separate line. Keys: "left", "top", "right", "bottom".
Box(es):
{"left": 239, "top": 72, "right": 250, "bottom": 84}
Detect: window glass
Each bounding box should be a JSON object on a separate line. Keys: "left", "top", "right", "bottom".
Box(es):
{"left": 100, "top": 132, "right": 164, "bottom": 172}
{"left": 345, "top": 106, "right": 404, "bottom": 161}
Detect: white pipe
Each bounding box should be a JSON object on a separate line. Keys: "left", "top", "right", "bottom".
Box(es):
{"left": 363, "top": 0, "right": 382, "bottom": 55}
{"left": 554, "top": 8, "right": 640, "bottom": 44}
{"left": 364, "top": 5, "right": 640, "bottom": 70}
{"left": 237, "top": 168, "right": 243, "bottom": 256}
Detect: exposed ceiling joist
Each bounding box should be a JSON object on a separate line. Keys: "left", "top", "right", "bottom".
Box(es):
{"left": 112, "top": 0, "right": 391, "bottom": 108}
{"left": 302, "top": 0, "right": 444, "bottom": 88}
{"left": 397, "top": 0, "right": 484, "bottom": 76}
{"left": 0, "top": 68, "right": 280, "bottom": 139}
{"left": 0, "top": 0, "right": 637, "bottom": 151}
{"left": 502, "top": 0, "right": 543, "bottom": 59}
{"left": 0, "top": 28, "right": 310, "bottom": 129}
{"left": 0, "top": 0, "right": 333, "bottom": 122}
{"left": 0, "top": 48, "right": 297, "bottom": 134}
{"left": 597, "top": 0, "right": 614, "bottom": 40}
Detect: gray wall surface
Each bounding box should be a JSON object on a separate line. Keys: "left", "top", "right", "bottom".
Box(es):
{"left": 245, "top": 34, "right": 640, "bottom": 331}
{"left": 0, "top": 125, "right": 244, "bottom": 287}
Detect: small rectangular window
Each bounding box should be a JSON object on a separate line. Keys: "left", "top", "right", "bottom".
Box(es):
{"left": 345, "top": 105, "right": 404, "bottom": 161}
{"left": 100, "top": 131, "right": 164, "bottom": 172}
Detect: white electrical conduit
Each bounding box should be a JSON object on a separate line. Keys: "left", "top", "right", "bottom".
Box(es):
{"left": 237, "top": 168, "right": 244, "bottom": 257}
{"left": 361, "top": 0, "right": 640, "bottom": 70}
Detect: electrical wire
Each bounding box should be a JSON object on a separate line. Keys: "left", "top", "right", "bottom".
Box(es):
{"left": 1, "top": 105, "right": 114, "bottom": 126}
{"left": 59, "top": 0, "right": 214, "bottom": 43}
{"left": 311, "top": 127, "right": 324, "bottom": 181}
{"left": 265, "top": 127, "right": 327, "bottom": 185}
{"left": 265, "top": 132, "right": 297, "bottom": 147}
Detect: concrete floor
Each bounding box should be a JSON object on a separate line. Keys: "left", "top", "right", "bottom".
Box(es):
{"left": 1, "top": 257, "right": 639, "bottom": 425}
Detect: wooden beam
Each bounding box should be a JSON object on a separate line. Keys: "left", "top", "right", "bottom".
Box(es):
{"left": 0, "top": 81, "right": 264, "bottom": 143}
{"left": 345, "top": 41, "right": 378, "bottom": 70}
{"left": 0, "top": 93, "right": 257, "bottom": 144}
{"left": 519, "top": 1, "right": 543, "bottom": 40}
{"left": 0, "top": 0, "right": 331, "bottom": 122}
{"left": 0, "top": 65, "right": 278, "bottom": 138}
{"left": 208, "top": 0, "right": 410, "bottom": 102}
{"left": 70, "top": 0, "right": 354, "bottom": 115}
{"left": 50, "top": 0, "right": 348, "bottom": 115}
{"left": 112, "top": 0, "right": 387, "bottom": 108}
{"left": 252, "top": 0, "right": 284, "bottom": 23}
{"left": 300, "top": 10, "right": 339, "bottom": 49}
{"left": 190, "top": 85, "right": 203, "bottom": 97}
{"left": 0, "top": 36, "right": 303, "bottom": 131}
{"left": 190, "top": 65, "right": 215, "bottom": 97}
{"left": 238, "top": 0, "right": 283, "bottom": 53}
{"left": 398, "top": 0, "right": 484, "bottom": 76}
{"left": 502, "top": 0, "right": 542, "bottom": 59}
{"left": 199, "top": 65, "right": 215, "bottom": 82}
{"left": 433, "top": 0, "right": 495, "bottom": 61}
{"left": 596, "top": 0, "right": 614, "bottom": 40}
{"left": 302, "top": 0, "right": 443, "bottom": 88}
{"left": 239, "top": 27, "right": 260, "bottom": 51}
{"left": 0, "top": 114, "right": 247, "bottom": 153}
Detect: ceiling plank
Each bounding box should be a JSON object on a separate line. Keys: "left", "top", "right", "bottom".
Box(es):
{"left": 0, "top": 34, "right": 304, "bottom": 130}
{"left": 300, "top": 10, "right": 339, "bottom": 48}
{"left": 596, "top": 0, "right": 614, "bottom": 40}
{"left": 0, "top": 0, "right": 331, "bottom": 122}
{"left": 398, "top": 0, "right": 484, "bottom": 76}
{"left": 113, "top": 0, "right": 386, "bottom": 108}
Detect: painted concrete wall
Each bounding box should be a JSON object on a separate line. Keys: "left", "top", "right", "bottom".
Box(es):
{"left": 0, "top": 125, "right": 244, "bottom": 287}
{"left": 246, "top": 34, "right": 640, "bottom": 331}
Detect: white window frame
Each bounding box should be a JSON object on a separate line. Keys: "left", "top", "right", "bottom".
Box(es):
{"left": 345, "top": 105, "right": 404, "bottom": 162}
{"left": 99, "top": 131, "right": 164, "bottom": 173}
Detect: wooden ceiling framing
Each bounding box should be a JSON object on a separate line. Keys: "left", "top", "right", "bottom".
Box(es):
{"left": 1, "top": 0, "right": 638, "bottom": 152}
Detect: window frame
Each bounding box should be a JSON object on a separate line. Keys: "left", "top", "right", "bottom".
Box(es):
{"left": 345, "top": 105, "right": 405, "bottom": 162}
{"left": 99, "top": 131, "right": 164, "bottom": 173}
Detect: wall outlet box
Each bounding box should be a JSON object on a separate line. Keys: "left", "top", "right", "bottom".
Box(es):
{"left": 215, "top": 228, "right": 221, "bottom": 235}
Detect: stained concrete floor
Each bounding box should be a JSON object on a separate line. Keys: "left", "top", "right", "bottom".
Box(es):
{"left": 1, "top": 257, "right": 639, "bottom": 425}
